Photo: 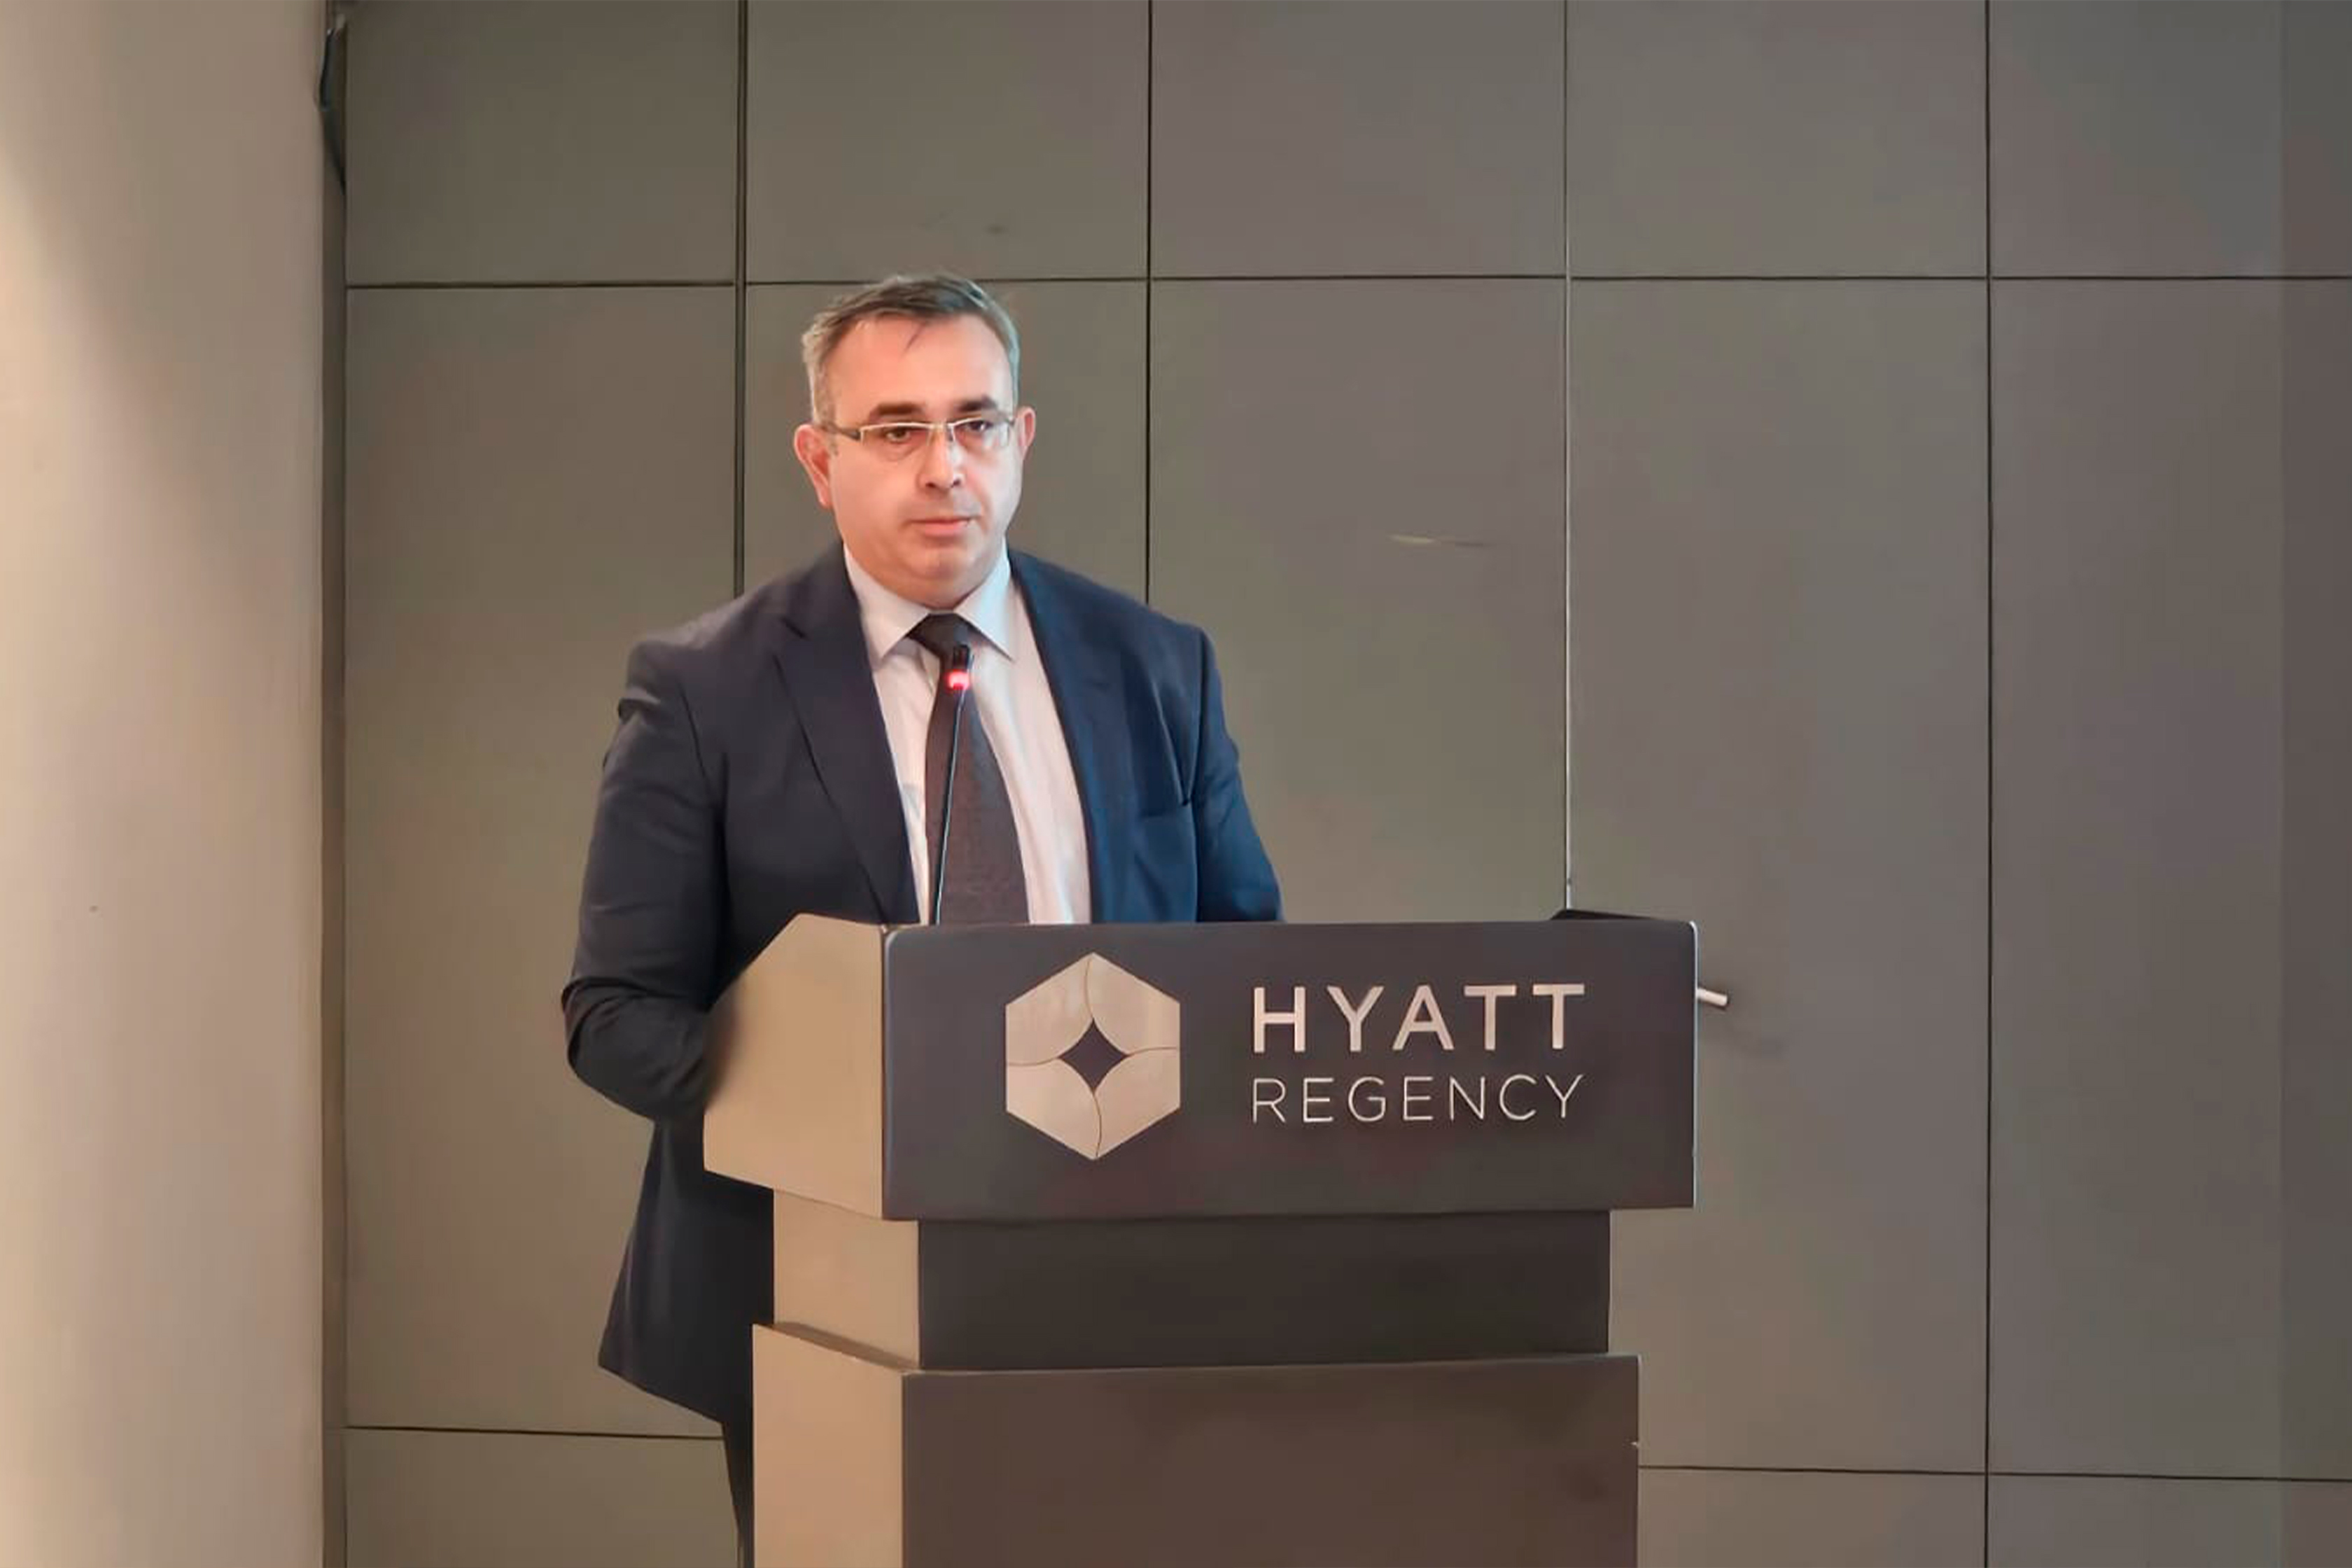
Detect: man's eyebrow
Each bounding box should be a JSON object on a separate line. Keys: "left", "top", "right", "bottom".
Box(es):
{"left": 852, "top": 396, "right": 1007, "bottom": 422}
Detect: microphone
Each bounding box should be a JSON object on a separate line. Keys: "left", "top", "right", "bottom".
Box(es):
{"left": 929, "top": 639, "right": 974, "bottom": 925}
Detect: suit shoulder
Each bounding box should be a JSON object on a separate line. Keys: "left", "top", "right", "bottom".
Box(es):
{"left": 1014, "top": 551, "right": 1208, "bottom": 656}
{"left": 618, "top": 576, "right": 788, "bottom": 690}
{"left": 634, "top": 575, "right": 794, "bottom": 661}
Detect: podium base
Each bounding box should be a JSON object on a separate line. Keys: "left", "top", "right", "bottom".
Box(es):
{"left": 754, "top": 1323, "right": 1638, "bottom": 1568}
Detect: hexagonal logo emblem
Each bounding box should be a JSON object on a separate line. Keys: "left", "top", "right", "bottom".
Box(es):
{"left": 1003, "top": 953, "right": 1181, "bottom": 1160}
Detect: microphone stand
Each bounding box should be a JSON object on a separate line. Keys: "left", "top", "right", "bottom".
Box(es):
{"left": 928, "top": 640, "right": 974, "bottom": 925}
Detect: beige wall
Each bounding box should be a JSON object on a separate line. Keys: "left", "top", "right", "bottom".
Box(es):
{"left": 0, "top": 4, "right": 326, "bottom": 1565}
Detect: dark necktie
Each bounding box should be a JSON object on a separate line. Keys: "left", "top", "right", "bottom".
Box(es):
{"left": 908, "top": 613, "right": 1029, "bottom": 925}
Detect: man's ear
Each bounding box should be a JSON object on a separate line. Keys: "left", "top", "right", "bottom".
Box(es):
{"left": 791, "top": 423, "right": 835, "bottom": 509}
{"left": 1016, "top": 405, "right": 1037, "bottom": 457}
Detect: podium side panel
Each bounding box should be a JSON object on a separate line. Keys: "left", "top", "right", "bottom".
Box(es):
{"left": 773, "top": 1190, "right": 920, "bottom": 1364}
{"left": 706, "top": 916, "right": 884, "bottom": 1213}
{"left": 755, "top": 1324, "right": 904, "bottom": 1568}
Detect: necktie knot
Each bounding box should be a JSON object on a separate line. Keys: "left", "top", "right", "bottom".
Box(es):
{"left": 908, "top": 612, "right": 976, "bottom": 667}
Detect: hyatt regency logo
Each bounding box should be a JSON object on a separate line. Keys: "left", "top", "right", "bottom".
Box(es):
{"left": 1004, "top": 953, "right": 1182, "bottom": 1160}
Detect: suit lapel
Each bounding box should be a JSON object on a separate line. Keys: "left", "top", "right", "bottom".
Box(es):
{"left": 771, "top": 544, "right": 920, "bottom": 923}
{"left": 1014, "top": 551, "right": 1133, "bottom": 921}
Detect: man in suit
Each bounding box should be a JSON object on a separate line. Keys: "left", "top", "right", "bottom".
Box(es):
{"left": 560, "top": 274, "right": 1282, "bottom": 1560}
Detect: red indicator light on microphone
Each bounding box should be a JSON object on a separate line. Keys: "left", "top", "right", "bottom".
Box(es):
{"left": 946, "top": 668, "right": 972, "bottom": 693}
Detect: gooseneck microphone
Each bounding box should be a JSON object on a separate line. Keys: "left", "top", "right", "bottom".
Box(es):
{"left": 928, "top": 639, "right": 974, "bottom": 925}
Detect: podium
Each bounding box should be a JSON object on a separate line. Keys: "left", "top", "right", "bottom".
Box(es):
{"left": 705, "top": 912, "right": 1697, "bottom": 1567}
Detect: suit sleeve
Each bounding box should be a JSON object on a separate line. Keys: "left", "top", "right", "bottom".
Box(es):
{"left": 560, "top": 637, "right": 725, "bottom": 1123}
{"left": 1190, "top": 629, "right": 1283, "bottom": 921}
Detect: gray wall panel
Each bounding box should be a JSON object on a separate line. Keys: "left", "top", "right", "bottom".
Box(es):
{"left": 2284, "top": 281, "right": 2352, "bottom": 1478}
{"left": 345, "top": 288, "right": 735, "bottom": 1434}
{"left": 348, "top": 1429, "right": 734, "bottom": 1568}
{"left": 1991, "top": 1, "right": 2283, "bottom": 276}
{"left": 1150, "top": 279, "right": 1564, "bottom": 923}
{"left": 745, "top": 281, "right": 1144, "bottom": 596}
{"left": 1577, "top": 281, "right": 1989, "bottom": 1471}
{"left": 2283, "top": 0, "right": 2352, "bottom": 273}
{"left": 2288, "top": 1485, "right": 2352, "bottom": 1568}
{"left": 746, "top": 2, "right": 1146, "bottom": 282}
{"left": 1641, "top": 1469, "right": 1983, "bottom": 1568}
{"left": 1567, "top": 0, "right": 1984, "bottom": 277}
{"left": 1994, "top": 1480, "right": 2352, "bottom": 1568}
{"left": 1994, "top": 1483, "right": 2352, "bottom": 1568}
{"left": 1154, "top": 1, "right": 1564, "bottom": 277}
{"left": 1991, "top": 282, "right": 2283, "bottom": 1476}
{"left": 1991, "top": 1476, "right": 2284, "bottom": 1568}
{"left": 346, "top": 1, "right": 736, "bottom": 285}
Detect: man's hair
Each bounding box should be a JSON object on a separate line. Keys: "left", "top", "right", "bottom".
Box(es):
{"left": 800, "top": 273, "right": 1021, "bottom": 424}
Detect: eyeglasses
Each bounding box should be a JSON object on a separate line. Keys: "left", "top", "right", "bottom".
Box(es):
{"left": 823, "top": 412, "right": 1018, "bottom": 461}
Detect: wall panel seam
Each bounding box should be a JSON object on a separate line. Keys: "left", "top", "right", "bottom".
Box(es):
{"left": 1646, "top": 1464, "right": 2348, "bottom": 1484}
{"left": 1144, "top": 0, "right": 1154, "bottom": 605}
{"left": 1982, "top": 4, "right": 1996, "bottom": 1563}
{"left": 732, "top": 0, "right": 748, "bottom": 597}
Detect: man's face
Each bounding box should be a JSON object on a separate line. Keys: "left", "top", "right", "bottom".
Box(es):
{"left": 791, "top": 314, "right": 1036, "bottom": 609}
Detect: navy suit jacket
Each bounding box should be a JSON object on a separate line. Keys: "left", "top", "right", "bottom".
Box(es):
{"left": 561, "top": 542, "right": 1282, "bottom": 1429}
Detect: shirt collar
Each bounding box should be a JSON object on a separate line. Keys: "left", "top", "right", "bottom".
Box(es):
{"left": 841, "top": 542, "right": 1018, "bottom": 670}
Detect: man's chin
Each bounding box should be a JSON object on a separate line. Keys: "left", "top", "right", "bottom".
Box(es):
{"left": 902, "top": 538, "right": 1001, "bottom": 606}
{"left": 927, "top": 533, "right": 1002, "bottom": 571}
